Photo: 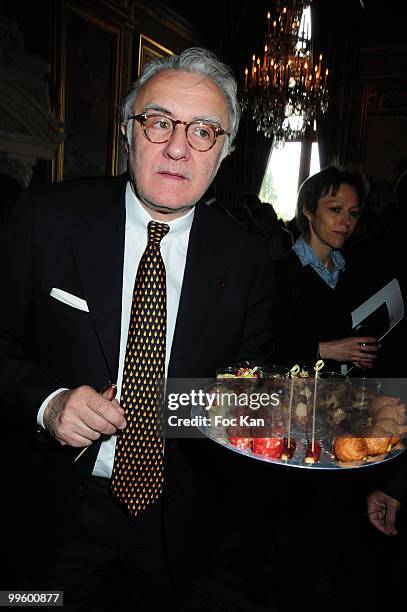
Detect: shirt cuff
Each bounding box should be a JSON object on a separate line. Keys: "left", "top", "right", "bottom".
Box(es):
{"left": 37, "top": 388, "right": 69, "bottom": 428}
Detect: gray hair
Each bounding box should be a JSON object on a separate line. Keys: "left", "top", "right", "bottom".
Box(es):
{"left": 121, "top": 47, "right": 241, "bottom": 153}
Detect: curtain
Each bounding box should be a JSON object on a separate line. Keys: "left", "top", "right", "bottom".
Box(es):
{"left": 311, "top": 0, "right": 330, "bottom": 167}
{"left": 214, "top": 114, "right": 274, "bottom": 209}
{"left": 311, "top": 0, "right": 364, "bottom": 168}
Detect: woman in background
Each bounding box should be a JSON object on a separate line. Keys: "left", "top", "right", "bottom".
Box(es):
{"left": 273, "top": 165, "right": 379, "bottom": 371}
{"left": 271, "top": 166, "right": 381, "bottom": 611}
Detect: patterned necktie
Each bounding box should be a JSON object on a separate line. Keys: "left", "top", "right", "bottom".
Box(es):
{"left": 111, "top": 220, "right": 170, "bottom": 516}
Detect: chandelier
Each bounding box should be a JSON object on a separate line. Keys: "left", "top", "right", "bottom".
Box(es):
{"left": 242, "top": 1, "right": 329, "bottom": 145}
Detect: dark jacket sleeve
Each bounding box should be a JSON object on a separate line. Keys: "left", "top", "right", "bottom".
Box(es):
{"left": 237, "top": 249, "right": 274, "bottom": 365}
{"left": 0, "top": 192, "right": 62, "bottom": 436}
{"left": 272, "top": 255, "right": 319, "bottom": 367}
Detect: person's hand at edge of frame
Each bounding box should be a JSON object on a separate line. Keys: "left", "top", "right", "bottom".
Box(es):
{"left": 366, "top": 488, "right": 401, "bottom": 536}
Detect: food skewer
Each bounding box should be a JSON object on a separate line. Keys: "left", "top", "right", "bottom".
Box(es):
{"left": 282, "top": 437, "right": 297, "bottom": 460}
{"left": 311, "top": 359, "right": 324, "bottom": 452}
{"left": 284, "top": 364, "right": 300, "bottom": 456}
{"left": 304, "top": 440, "right": 321, "bottom": 464}
{"left": 303, "top": 360, "right": 324, "bottom": 464}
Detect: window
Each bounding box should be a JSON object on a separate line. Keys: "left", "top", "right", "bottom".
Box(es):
{"left": 259, "top": 140, "right": 320, "bottom": 221}
{"left": 259, "top": 6, "right": 321, "bottom": 221}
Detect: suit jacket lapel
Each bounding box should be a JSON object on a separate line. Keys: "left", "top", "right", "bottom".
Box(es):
{"left": 168, "top": 202, "right": 230, "bottom": 377}
{"left": 69, "top": 187, "right": 229, "bottom": 382}
{"left": 70, "top": 177, "right": 127, "bottom": 385}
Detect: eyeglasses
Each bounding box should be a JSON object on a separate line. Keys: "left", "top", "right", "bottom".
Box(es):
{"left": 128, "top": 113, "right": 229, "bottom": 152}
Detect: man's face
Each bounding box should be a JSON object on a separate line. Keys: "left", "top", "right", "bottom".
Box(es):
{"left": 124, "top": 70, "right": 230, "bottom": 220}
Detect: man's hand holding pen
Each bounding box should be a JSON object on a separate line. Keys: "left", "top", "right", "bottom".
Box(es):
{"left": 44, "top": 384, "right": 126, "bottom": 448}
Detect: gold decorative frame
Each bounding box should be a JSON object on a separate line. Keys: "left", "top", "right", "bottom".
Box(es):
{"left": 138, "top": 34, "right": 173, "bottom": 76}
{"left": 53, "top": 2, "right": 123, "bottom": 182}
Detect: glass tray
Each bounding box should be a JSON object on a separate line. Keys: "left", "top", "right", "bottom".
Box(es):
{"left": 191, "top": 404, "right": 406, "bottom": 470}
{"left": 188, "top": 375, "right": 407, "bottom": 470}
{"left": 200, "top": 430, "right": 405, "bottom": 470}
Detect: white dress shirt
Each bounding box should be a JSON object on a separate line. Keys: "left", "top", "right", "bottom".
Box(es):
{"left": 39, "top": 181, "right": 194, "bottom": 479}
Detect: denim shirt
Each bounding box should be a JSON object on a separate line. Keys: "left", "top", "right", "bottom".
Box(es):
{"left": 293, "top": 237, "right": 345, "bottom": 289}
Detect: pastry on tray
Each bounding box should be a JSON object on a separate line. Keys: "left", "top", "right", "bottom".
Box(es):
{"left": 368, "top": 395, "right": 401, "bottom": 419}
{"left": 333, "top": 436, "right": 368, "bottom": 462}
{"left": 361, "top": 426, "right": 391, "bottom": 456}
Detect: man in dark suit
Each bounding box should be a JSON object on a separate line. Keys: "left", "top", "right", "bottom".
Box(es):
{"left": 0, "top": 48, "right": 273, "bottom": 610}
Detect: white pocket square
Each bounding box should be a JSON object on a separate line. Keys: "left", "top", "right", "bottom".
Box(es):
{"left": 50, "top": 288, "right": 89, "bottom": 312}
